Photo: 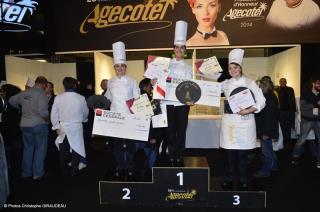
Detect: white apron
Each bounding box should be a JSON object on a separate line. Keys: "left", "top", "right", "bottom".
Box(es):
{"left": 220, "top": 113, "right": 258, "bottom": 150}
{"left": 55, "top": 122, "right": 85, "bottom": 158}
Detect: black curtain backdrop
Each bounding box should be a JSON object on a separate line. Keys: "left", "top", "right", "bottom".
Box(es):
{"left": 76, "top": 62, "right": 95, "bottom": 90}
{"left": 0, "top": 51, "right": 5, "bottom": 81}
{"left": 301, "top": 44, "right": 320, "bottom": 91}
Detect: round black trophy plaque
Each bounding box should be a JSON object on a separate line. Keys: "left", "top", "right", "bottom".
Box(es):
{"left": 175, "top": 81, "right": 201, "bottom": 104}
{"left": 230, "top": 87, "right": 255, "bottom": 101}
{"left": 224, "top": 86, "right": 256, "bottom": 114}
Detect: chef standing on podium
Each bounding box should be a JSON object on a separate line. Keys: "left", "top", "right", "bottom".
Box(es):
{"left": 105, "top": 41, "right": 140, "bottom": 181}
{"left": 220, "top": 49, "right": 266, "bottom": 190}
{"left": 162, "top": 21, "right": 193, "bottom": 167}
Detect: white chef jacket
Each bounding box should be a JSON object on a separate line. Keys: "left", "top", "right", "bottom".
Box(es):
{"left": 163, "top": 58, "right": 193, "bottom": 107}
{"left": 105, "top": 75, "right": 140, "bottom": 114}
{"left": 51, "top": 91, "right": 89, "bottom": 157}
{"left": 220, "top": 76, "right": 266, "bottom": 150}
{"left": 266, "top": 0, "right": 320, "bottom": 30}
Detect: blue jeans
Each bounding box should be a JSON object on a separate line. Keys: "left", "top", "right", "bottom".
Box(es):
{"left": 136, "top": 142, "right": 157, "bottom": 169}
{"left": 293, "top": 119, "right": 320, "bottom": 162}
{"left": 259, "top": 138, "right": 278, "bottom": 175}
{"left": 79, "top": 156, "right": 86, "bottom": 164}
{"left": 113, "top": 138, "right": 136, "bottom": 171}
{"left": 21, "top": 124, "right": 48, "bottom": 178}
{"left": 0, "top": 139, "right": 9, "bottom": 208}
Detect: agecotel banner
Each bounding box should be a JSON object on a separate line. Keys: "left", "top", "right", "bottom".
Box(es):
{"left": 54, "top": 0, "right": 320, "bottom": 52}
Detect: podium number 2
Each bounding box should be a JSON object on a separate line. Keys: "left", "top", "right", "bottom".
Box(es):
{"left": 122, "top": 188, "right": 131, "bottom": 200}
{"left": 176, "top": 172, "right": 183, "bottom": 186}
{"left": 233, "top": 195, "right": 240, "bottom": 205}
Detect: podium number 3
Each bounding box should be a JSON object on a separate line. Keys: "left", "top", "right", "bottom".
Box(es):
{"left": 122, "top": 188, "right": 131, "bottom": 200}
{"left": 233, "top": 195, "right": 240, "bottom": 205}
{"left": 176, "top": 172, "right": 183, "bottom": 186}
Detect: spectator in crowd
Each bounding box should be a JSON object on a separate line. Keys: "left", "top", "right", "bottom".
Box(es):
{"left": 275, "top": 78, "right": 296, "bottom": 141}
{"left": 76, "top": 80, "right": 95, "bottom": 99}
{"left": 100, "top": 79, "right": 108, "bottom": 96}
{"left": 254, "top": 77, "right": 279, "bottom": 177}
{"left": 45, "top": 82, "right": 58, "bottom": 171}
{"left": 292, "top": 77, "right": 320, "bottom": 168}
{"left": 76, "top": 80, "right": 95, "bottom": 170}
{"left": 9, "top": 76, "right": 49, "bottom": 180}
{"left": 51, "top": 77, "right": 89, "bottom": 176}
{"left": 0, "top": 92, "right": 9, "bottom": 209}
{"left": 0, "top": 130, "right": 9, "bottom": 209}
{"left": 136, "top": 78, "right": 162, "bottom": 173}
{"left": 0, "top": 84, "right": 21, "bottom": 171}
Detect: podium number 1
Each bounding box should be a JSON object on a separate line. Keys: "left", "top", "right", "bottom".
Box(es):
{"left": 122, "top": 188, "right": 131, "bottom": 200}
{"left": 176, "top": 172, "right": 183, "bottom": 186}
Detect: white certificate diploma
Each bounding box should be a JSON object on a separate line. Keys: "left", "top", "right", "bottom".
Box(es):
{"left": 196, "top": 80, "right": 221, "bottom": 107}
{"left": 92, "top": 110, "right": 150, "bottom": 141}
{"left": 165, "top": 78, "right": 221, "bottom": 107}
{"left": 144, "top": 55, "right": 170, "bottom": 99}
{"left": 130, "top": 94, "right": 154, "bottom": 116}
{"left": 144, "top": 55, "right": 170, "bottom": 80}
{"left": 151, "top": 102, "right": 168, "bottom": 128}
{"left": 195, "top": 56, "right": 223, "bottom": 80}
{"left": 227, "top": 89, "right": 255, "bottom": 113}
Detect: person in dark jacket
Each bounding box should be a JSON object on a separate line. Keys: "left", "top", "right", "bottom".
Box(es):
{"left": 275, "top": 78, "right": 296, "bottom": 141}
{"left": 254, "top": 77, "right": 279, "bottom": 177}
{"left": 136, "top": 78, "right": 162, "bottom": 172}
{"left": 45, "top": 82, "right": 58, "bottom": 171}
{"left": 292, "top": 78, "right": 320, "bottom": 168}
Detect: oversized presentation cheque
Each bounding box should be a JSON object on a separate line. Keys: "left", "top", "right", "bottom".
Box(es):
{"left": 92, "top": 109, "right": 150, "bottom": 141}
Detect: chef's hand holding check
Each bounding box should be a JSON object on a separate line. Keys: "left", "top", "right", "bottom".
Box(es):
{"left": 151, "top": 78, "right": 157, "bottom": 86}
{"left": 185, "top": 101, "right": 195, "bottom": 106}
{"left": 237, "top": 106, "right": 257, "bottom": 116}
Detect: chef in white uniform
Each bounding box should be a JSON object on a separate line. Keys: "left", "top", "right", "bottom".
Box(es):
{"left": 51, "top": 77, "right": 89, "bottom": 176}
{"left": 163, "top": 21, "right": 193, "bottom": 166}
{"left": 105, "top": 41, "right": 140, "bottom": 180}
{"left": 220, "top": 49, "right": 266, "bottom": 190}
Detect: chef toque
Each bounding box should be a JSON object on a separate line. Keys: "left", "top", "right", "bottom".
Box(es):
{"left": 112, "top": 41, "right": 126, "bottom": 65}
{"left": 174, "top": 20, "right": 188, "bottom": 46}
{"left": 228, "top": 49, "right": 244, "bottom": 67}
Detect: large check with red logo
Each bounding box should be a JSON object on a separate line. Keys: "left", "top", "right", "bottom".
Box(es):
{"left": 92, "top": 109, "right": 150, "bottom": 141}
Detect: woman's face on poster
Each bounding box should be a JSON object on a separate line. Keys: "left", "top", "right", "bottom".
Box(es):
{"left": 192, "top": 0, "right": 220, "bottom": 28}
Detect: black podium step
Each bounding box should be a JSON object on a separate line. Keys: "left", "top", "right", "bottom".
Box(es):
{"left": 99, "top": 156, "right": 266, "bottom": 208}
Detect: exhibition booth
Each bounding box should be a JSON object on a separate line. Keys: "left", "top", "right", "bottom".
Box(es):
{"left": 2, "top": 0, "right": 320, "bottom": 209}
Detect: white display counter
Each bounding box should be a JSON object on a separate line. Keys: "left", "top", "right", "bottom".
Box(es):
{"left": 186, "top": 115, "right": 222, "bottom": 149}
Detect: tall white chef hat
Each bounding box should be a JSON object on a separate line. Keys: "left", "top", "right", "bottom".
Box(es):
{"left": 25, "top": 77, "right": 35, "bottom": 88}
{"left": 112, "top": 41, "right": 126, "bottom": 65}
{"left": 228, "top": 49, "right": 244, "bottom": 67}
{"left": 174, "top": 20, "right": 188, "bottom": 46}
